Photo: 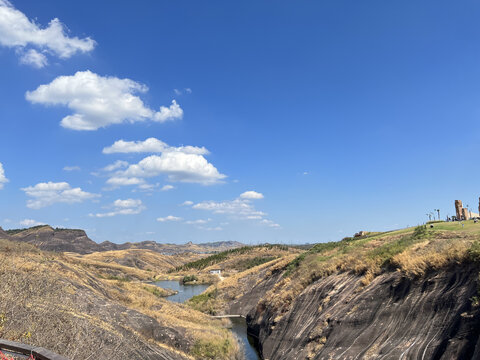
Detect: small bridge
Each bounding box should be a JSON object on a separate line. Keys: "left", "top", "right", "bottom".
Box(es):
{"left": 0, "top": 339, "right": 68, "bottom": 360}
{"left": 211, "top": 314, "right": 246, "bottom": 319}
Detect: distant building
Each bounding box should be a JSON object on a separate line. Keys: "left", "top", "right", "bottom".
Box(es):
{"left": 354, "top": 231, "right": 368, "bottom": 237}
{"left": 454, "top": 199, "right": 480, "bottom": 220}
{"left": 209, "top": 269, "right": 222, "bottom": 275}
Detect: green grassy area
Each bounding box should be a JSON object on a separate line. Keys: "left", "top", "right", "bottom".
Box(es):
{"left": 424, "top": 219, "right": 480, "bottom": 233}
{"left": 233, "top": 256, "right": 278, "bottom": 271}
{"left": 170, "top": 244, "right": 290, "bottom": 272}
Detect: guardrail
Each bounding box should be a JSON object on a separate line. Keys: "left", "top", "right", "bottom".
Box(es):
{"left": 0, "top": 339, "right": 68, "bottom": 360}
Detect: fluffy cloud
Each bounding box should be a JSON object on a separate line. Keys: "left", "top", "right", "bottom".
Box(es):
{"left": 21, "top": 181, "right": 99, "bottom": 209}
{"left": 157, "top": 215, "right": 182, "bottom": 222}
{"left": 102, "top": 139, "right": 221, "bottom": 187}
{"left": 103, "top": 138, "right": 209, "bottom": 155}
{"left": 161, "top": 185, "right": 174, "bottom": 191}
{"left": 109, "top": 152, "right": 226, "bottom": 186}
{"left": 19, "top": 219, "right": 45, "bottom": 227}
{"left": 0, "top": 0, "right": 95, "bottom": 66}
{"left": 181, "top": 200, "right": 194, "bottom": 206}
{"left": 25, "top": 71, "right": 183, "bottom": 130}
{"left": 102, "top": 160, "right": 129, "bottom": 172}
{"left": 192, "top": 198, "right": 266, "bottom": 218}
{"left": 0, "top": 162, "right": 8, "bottom": 189}
{"left": 19, "top": 49, "right": 48, "bottom": 68}
{"left": 106, "top": 176, "right": 144, "bottom": 186}
{"left": 91, "top": 198, "right": 145, "bottom": 218}
{"left": 191, "top": 192, "right": 279, "bottom": 228}
{"left": 240, "top": 191, "right": 264, "bottom": 200}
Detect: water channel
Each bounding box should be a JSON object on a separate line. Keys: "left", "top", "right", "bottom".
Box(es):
{"left": 153, "top": 280, "right": 261, "bottom": 360}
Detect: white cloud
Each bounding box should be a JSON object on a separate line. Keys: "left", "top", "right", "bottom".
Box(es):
{"left": 91, "top": 198, "right": 145, "bottom": 218}
{"left": 261, "top": 219, "right": 281, "bottom": 228}
{"left": 185, "top": 219, "right": 210, "bottom": 225}
{"left": 63, "top": 165, "right": 80, "bottom": 171}
{"left": 161, "top": 184, "right": 174, "bottom": 191}
{"left": 173, "top": 88, "right": 192, "bottom": 96}
{"left": 102, "top": 160, "right": 129, "bottom": 172}
{"left": 154, "top": 100, "right": 183, "bottom": 122}
{"left": 181, "top": 200, "right": 194, "bottom": 206}
{"left": 192, "top": 192, "right": 279, "bottom": 228}
{"left": 106, "top": 176, "right": 144, "bottom": 186}
{"left": 19, "top": 219, "right": 45, "bottom": 227}
{"left": 193, "top": 198, "right": 266, "bottom": 218}
{"left": 21, "top": 181, "right": 99, "bottom": 209}
{"left": 19, "top": 48, "right": 47, "bottom": 68}
{"left": 240, "top": 191, "right": 264, "bottom": 200}
{"left": 137, "top": 183, "right": 159, "bottom": 191}
{"left": 157, "top": 215, "right": 182, "bottom": 222}
{"left": 0, "top": 162, "right": 8, "bottom": 189}
{"left": 25, "top": 71, "right": 183, "bottom": 130}
{"left": 102, "top": 138, "right": 209, "bottom": 155}
{"left": 109, "top": 152, "right": 226, "bottom": 186}
{"left": 0, "top": 0, "right": 95, "bottom": 65}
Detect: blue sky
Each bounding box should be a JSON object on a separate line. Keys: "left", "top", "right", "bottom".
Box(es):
{"left": 1, "top": 0, "right": 480, "bottom": 244}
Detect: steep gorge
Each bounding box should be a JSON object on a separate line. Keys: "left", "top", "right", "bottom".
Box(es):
{"left": 235, "top": 265, "right": 480, "bottom": 359}
{"left": 195, "top": 226, "right": 480, "bottom": 359}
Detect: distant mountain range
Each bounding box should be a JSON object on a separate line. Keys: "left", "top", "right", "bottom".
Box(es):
{"left": 0, "top": 225, "right": 244, "bottom": 255}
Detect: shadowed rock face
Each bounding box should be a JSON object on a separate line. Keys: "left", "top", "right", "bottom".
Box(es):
{"left": 10, "top": 226, "right": 103, "bottom": 254}
{"left": 232, "top": 266, "right": 480, "bottom": 360}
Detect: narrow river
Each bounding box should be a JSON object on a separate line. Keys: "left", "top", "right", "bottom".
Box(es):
{"left": 153, "top": 280, "right": 261, "bottom": 360}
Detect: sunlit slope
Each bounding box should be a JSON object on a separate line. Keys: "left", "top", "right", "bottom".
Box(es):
{"left": 0, "top": 233, "right": 240, "bottom": 360}
{"left": 77, "top": 248, "right": 204, "bottom": 273}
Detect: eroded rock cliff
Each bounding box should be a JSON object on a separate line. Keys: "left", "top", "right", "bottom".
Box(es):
{"left": 241, "top": 266, "right": 480, "bottom": 360}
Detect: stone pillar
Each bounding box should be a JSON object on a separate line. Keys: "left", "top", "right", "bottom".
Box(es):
{"left": 462, "top": 207, "right": 469, "bottom": 220}
{"left": 455, "top": 200, "right": 463, "bottom": 220}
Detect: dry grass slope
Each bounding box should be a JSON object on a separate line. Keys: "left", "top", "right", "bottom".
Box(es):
{"left": 0, "top": 235, "right": 241, "bottom": 360}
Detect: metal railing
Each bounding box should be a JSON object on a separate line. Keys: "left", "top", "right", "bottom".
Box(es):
{"left": 0, "top": 339, "right": 68, "bottom": 360}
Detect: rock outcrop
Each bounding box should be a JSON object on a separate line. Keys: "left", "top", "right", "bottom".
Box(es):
{"left": 231, "top": 265, "right": 480, "bottom": 359}
{"left": 8, "top": 226, "right": 103, "bottom": 254}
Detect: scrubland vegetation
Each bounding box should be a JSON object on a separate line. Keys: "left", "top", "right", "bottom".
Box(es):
{"left": 0, "top": 233, "right": 241, "bottom": 359}
{"left": 3, "top": 220, "right": 480, "bottom": 359}
{"left": 187, "top": 221, "right": 480, "bottom": 323}
{"left": 172, "top": 244, "right": 294, "bottom": 273}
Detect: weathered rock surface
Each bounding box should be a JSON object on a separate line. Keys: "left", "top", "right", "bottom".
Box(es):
{"left": 230, "top": 265, "right": 480, "bottom": 359}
